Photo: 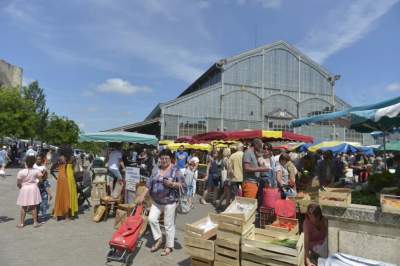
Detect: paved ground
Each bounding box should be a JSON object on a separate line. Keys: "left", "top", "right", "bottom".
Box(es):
{"left": 0, "top": 167, "right": 214, "bottom": 266}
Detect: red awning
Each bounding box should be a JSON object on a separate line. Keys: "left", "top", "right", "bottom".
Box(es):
{"left": 190, "top": 130, "right": 313, "bottom": 143}
{"left": 225, "top": 130, "right": 262, "bottom": 140}
{"left": 282, "top": 131, "right": 314, "bottom": 143}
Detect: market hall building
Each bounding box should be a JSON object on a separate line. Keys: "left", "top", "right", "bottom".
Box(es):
{"left": 109, "top": 41, "right": 373, "bottom": 145}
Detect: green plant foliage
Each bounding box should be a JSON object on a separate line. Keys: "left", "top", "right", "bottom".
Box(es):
{"left": 44, "top": 115, "right": 80, "bottom": 146}
{"left": 367, "top": 171, "right": 395, "bottom": 192}
{"left": 0, "top": 87, "right": 38, "bottom": 139}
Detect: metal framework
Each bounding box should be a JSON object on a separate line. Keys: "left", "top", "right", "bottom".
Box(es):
{"left": 132, "top": 41, "right": 372, "bottom": 144}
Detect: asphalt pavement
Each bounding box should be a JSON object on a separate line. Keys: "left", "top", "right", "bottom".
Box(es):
{"left": 0, "top": 167, "right": 215, "bottom": 266}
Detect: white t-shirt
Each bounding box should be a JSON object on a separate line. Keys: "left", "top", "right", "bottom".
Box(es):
{"left": 33, "top": 164, "right": 46, "bottom": 172}
{"left": 108, "top": 150, "right": 122, "bottom": 170}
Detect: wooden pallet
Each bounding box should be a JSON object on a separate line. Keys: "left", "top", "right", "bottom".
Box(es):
{"left": 381, "top": 194, "right": 400, "bottom": 214}
{"left": 319, "top": 188, "right": 351, "bottom": 208}
{"left": 191, "top": 257, "right": 214, "bottom": 266}
{"left": 241, "top": 228, "right": 304, "bottom": 266}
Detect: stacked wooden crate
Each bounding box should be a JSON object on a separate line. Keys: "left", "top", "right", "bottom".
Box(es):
{"left": 381, "top": 194, "right": 400, "bottom": 214}
{"left": 215, "top": 197, "right": 257, "bottom": 266}
{"left": 319, "top": 188, "right": 352, "bottom": 208}
{"left": 241, "top": 228, "right": 305, "bottom": 266}
{"left": 185, "top": 214, "right": 219, "bottom": 265}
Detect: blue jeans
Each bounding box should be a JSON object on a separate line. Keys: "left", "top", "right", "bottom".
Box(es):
{"left": 108, "top": 168, "right": 122, "bottom": 180}
{"left": 39, "top": 193, "right": 49, "bottom": 218}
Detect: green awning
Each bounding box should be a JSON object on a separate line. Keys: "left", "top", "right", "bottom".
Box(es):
{"left": 79, "top": 131, "right": 158, "bottom": 146}
{"left": 379, "top": 141, "right": 400, "bottom": 152}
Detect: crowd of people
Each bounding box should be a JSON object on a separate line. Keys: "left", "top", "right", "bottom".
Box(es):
{"left": 10, "top": 139, "right": 400, "bottom": 263}
{"left": 14, "top": 146, "right": 86, "bottom": 229}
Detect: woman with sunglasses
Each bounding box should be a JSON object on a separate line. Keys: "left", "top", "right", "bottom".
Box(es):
{"left": 136, "top": 149, "right": 185, "bottom": 256}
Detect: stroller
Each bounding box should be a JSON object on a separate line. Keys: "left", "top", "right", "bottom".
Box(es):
{"left": 75, "top": 169, "right": 92, "bottom": 208}
{"left": 106, "top": 205, "right": 146, "bottom": 265}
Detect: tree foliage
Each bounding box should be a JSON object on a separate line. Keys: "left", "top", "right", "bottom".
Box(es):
{"left": 0, "top": 87, "right": 38, "bottom": 139}
{"left": 44, "top": 115, "right": 80, "bottom": 146}
{"left": 22, "top": 81, "right": 49, "bottom": 140}
{"left": 1, "top": 82, "right": 82, "bottom": 146}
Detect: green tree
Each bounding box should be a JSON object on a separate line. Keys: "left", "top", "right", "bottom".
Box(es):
{"left": 0, "top": 87, "right": 38, "bottom": 139}
{"left": 75, "top": 142, "right": 105, "bottom": 155}
{"left": 22, "top": 81, "right": 49, "bottom": 141}
{"left": 44, "top": 115, "right": 80, "bottom": 146}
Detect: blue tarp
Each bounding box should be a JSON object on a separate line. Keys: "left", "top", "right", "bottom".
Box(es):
{"left": 290, "top": 96, "right": 400, "bottom": 127}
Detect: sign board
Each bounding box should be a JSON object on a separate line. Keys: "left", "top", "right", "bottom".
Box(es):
{"left": 125, "top": 167, "right": 140, "bottom": 191}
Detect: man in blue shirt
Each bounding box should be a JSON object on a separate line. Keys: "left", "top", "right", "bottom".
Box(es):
{"left": 175, "top": 145, "right": 188, "bottom": 171}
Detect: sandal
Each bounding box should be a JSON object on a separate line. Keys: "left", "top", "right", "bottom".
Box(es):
{"left": 161, "top": 247, "right": 173, "bottom": 256}
{"left": 150, "top": 239, "right": 162, "bottom": 253}
{"left": 33, "top": 223, "right": 42, "bottom": 228}
{"left": 16, "top": 224, "right": 24, "bottom": 229}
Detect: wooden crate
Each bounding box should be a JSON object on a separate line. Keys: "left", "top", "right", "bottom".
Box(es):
{"left": 218, "top": 212, "right": 256, "bottom": 235}
{"left": 185, "top": 214, "right": 219, "bottom": 261}
{"left": 186, "top": 213, "right": 219, "bottom": 239}
{"left": 241, "top": 228, "right": 304, "bottom": 266}
{"left": 265, "top": 217, "right": 299, "bottom": 235}
{"left": 289, "top": 192, "right": 318, "bottom": 214}
{"left": 380, "top": 194, "right": 400, "bottom": 214}
{"left": 215, "top": 233, "right": 240, "bottom": 266}
{"left": 214, "top": 261, "right": 236, "bottom": 266}
{"left": 222, "top": 197, "right": 257, "bottom": 221}
{"left": 319, "top": 188, "right": 351, "bottom": 208}
{"left": 218, "top": 197, "right": 257, "bottom": 234}
{"left": 91, "top": 181, "right": 107, "bottom": 206}
{"left": 191, "top": 257, "right": 213, "bottom": 266}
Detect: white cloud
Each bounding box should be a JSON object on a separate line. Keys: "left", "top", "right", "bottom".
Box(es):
{"left": 95, "top": 78, "right": 152, "bottom": 95}
{"left": 3, "top": 0, "right": 218, "bottom": 83}
{"left": 298, "top": 0, "right": 398, "bottom": 63}
{"left": 237, "top": 0, "right": 282, "bottom": 8}
{"left": 386, "top": 82, "right": 400, "bottom": 92}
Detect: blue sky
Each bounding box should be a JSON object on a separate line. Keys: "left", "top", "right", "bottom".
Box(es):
{"left": 1, "top": 0, "right": 399, "bottom": 132}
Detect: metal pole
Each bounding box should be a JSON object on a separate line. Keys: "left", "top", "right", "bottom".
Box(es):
{"left": 383, "top": 131, "right": 387, "bottom": 170}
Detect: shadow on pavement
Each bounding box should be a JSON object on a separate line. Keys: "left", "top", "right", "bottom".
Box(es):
{"left": 0, "top": 216, "right": 14, "bottom": 223}
{"left": 177, "top": 257, "right": 191, "bottom": 266}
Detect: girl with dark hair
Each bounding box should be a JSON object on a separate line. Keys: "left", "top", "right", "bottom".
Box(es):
{"left": 200, "top": 149, "right": 222, "bottom": 205}
{"left": 16, "top": 155, "right": 44, "bottom": 228}
{"left": 304, "top": 203, "right": 328, "bottom": 266}
{"left": 136, "top": 149, "right": 186, "bottom": 256}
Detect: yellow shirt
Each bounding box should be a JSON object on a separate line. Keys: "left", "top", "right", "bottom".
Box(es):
{"left": 229, "top": 151, "right": 243, "bottom": 183}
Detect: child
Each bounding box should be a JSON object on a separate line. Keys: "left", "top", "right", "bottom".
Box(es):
{"left": 184, "top": 157, "right": 199, "bottom": 209}
{"left": 35, "top": 155, "right": 52, "bottom": 221}
{"left": 16, "top": 155, "right": 43, "bottom": 228}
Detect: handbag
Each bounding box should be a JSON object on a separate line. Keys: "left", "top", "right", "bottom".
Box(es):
{"left": 221, "top": 168, "right": 227, "bottom": 185}
{"left": 176, "top": 186, "right": 190, "bottom": 214}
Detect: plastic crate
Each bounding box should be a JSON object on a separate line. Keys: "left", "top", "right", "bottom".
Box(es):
{"left": 259, "top": 207, "right": 275, "bottom": 228}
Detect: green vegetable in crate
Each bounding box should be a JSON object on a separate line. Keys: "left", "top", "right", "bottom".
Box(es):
{"left": 271, "top": 238, "right": 297, "bottom": 249}
{"left": 368, "top": 171, "right": 395, "bottom": 193}
{"left": 351, "top": 191, "right": 380, "bottom": 206}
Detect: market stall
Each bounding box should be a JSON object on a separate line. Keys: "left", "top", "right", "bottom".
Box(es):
{"left": 191, "top": 130, "right": 314, "bottom": 143}
{"left": 79, "top": 131, "right": 158, "bottom": 223}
